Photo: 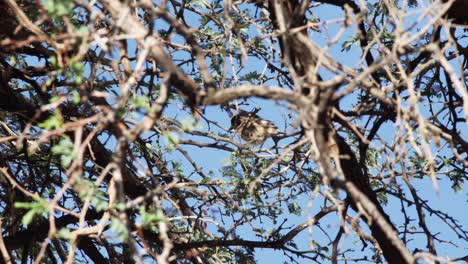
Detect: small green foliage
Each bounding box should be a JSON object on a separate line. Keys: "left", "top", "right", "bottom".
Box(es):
{"left": 217, "top": 249, "right": 233, "bottom": 263}
{"left": 55, "top": 228, "right": 72, "bottom": 240}
{"left": 381, "top": 31, "right": 395, "bottom": 48}
{"left": 409, "top": 154, "right": 427, "bottom": 172}
{"left": 376, "top": 190, "right": 389, "bottom": 206}
{"left": 75, "top": 178, "right": 109, "bottom": 211}
{"left": 8, "top": 56, "right": 17, "bottom": 65}
{"left": 190, "top": 0, "right": 207, "bottom": 8}
{"left": 240, "top": 71, "right": 261, "bottom": 83}
{"left": 341, "top": 36, "right": 360, "bottom": 52}
{"left": 110, "top": 202, "right": 126, "bottom": 211}
{"left": 221, "top": 164, "right": 241, "bottom": 179}
{"left": 76, "top": 26, "right": 89, "bottom": 34}
{"left": 110, "top": 217, "right": 129, "bottom": 241}
{"left": 39, "top": 111, "right": 63, "bottom": 131}
{"left": 181, "top": 117, "right": 202, "bottom": 132}
{"left": 14, "top": 197, "right": 50, "bottom": 226}
{"left": 49, "top": 55, "right": 59, "bottom": 69}
{"left": 129, "top": 95, "right": 151, "bottom": 112}
{"left": 366, "top": 147, "right": 379, "bottom": 168}
{"left": 171, "top": 161, "right": 185, "bottom": 177}
{"left": 51, "top": 137, "right": 75, "bottom": 167}
{"left": 448, "top": 170, "right": 464, "bottom": 192}
{"left": 48, "top": 55, "right": 86, "bottom": 85}
{"left": 139, "top": 206, "right": 165, "bottom": 231}
{"left": 234, "top": 248, "right": 255, "bottom": 264}
{"left": 46, "top": 76, "right": 56, "bottom": 87}
{"left": 163, "top": 131, "right": 179, "bottom": 150}
{"left": 71, "top": 91, "right": 80, "bottom": 104}
{"left": 68, "top": 61, "right": 85, "bottom": 83}
{"left": 371, "top": 180, "right": 389, "bottom": 205}
{"left": 50, "top": 96, "right": 61, "bottom": 103}
{"left": 42, "top": 0, "right": 75, "bottom": 18}
{"left": 287, "top": 201, "right": 302, "bottom": 215}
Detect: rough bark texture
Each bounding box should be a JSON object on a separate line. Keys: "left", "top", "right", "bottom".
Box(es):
{"left": 268, "top": 1, "right": 412, "bottom": 263}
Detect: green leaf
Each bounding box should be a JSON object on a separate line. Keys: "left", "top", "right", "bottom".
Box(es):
{"left": 287, "top": 201, "right": 302, "bottom": 215}
{"left": 110, "top": 217, "right": 129, "bottom": 241}
{"left": 39, "top": 111, "right": 63, "bottom": 131}
{"left": 67, "top": 61, "right": 85, "bottom": 83}
{"left": 42, "top": 0, "right": 75, "bottom": 18}
{"left": 181, "top": 117, "right": 202, "bottom": 132}
{"left": 15, "top": 198, "right": 50, "bottom": 226}
{"left": 191, "top": 0, "right": 206, "bottom": 8}
{"left": 110, "top": 202, "right": 126, "bottom": 211}
{"left": 14, "top": 202, "right": 35, "bottom": 209}
{"left": 21, "top": 210, "right": 37, "bottom": 226}
{"left": 71, "top": 91, "right": 80, "bottom": 104}
{"left": 56, "top": 228, "right": 72, "bottom": 240}
{"left": 129, "top": 95, "right": 151, "bottom": 112}
{"left": 163, "top": 131, "right": 179, "bottom": 150}
{"left": 94, "top": 198, "right": 109, "bottom": 212}
{"left": 49, "top": 56, "right": 58, "bottom": 68}
{"left": 51, "top": 137, "right": 75, "bottom": 167}
{"left": 139, "top": 206, "right": 165, "bottom": 228}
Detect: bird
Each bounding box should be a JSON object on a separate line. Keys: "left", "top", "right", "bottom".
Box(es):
{"left": 230, "top": 111, "right": 279, "bottom": 145}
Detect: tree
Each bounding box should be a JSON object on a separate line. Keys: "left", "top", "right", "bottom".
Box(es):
{"left": 0, "top": 0, "right": 466, "bottom": 263}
